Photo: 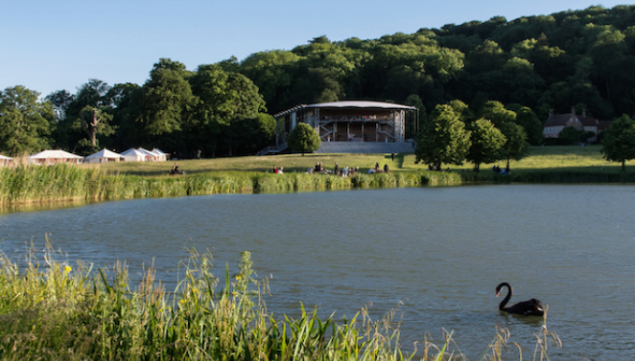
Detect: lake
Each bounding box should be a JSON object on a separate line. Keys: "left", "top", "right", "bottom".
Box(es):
{"left": 1, "top": 185, "right": 634, "bottom": 360}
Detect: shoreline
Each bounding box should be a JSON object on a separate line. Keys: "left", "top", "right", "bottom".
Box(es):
{"left": 1, "top": 164, "right": 633, "bottom": 213}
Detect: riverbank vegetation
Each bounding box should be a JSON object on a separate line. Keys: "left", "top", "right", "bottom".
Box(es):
{"left": 1, "top": 145, "right": 633, "bottom": 207}
{"left": 0, "top": 246, "right": 560, "bottom": 360}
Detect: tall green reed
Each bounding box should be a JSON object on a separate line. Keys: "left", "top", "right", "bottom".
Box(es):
{"left": 0, "top": 244, "right": 560, "bottom": 361}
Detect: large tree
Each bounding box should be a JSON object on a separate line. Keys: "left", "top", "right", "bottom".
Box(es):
{"left": 61, "top": 79, "right": 116, "bottom": 153}
{"left": 601, "top": 114, "right": 635, "bottom": 171}
{"left": 0, "top": 86, "right": 55, "bottom": 156}
{"left": 138, "top": 59, "right": 197, "bottom": 152}
{"left": 415, "top": 104, "right": 471, "bottom": 169}
{"left": 190, "top": 64, "right": 265, "bottom": 156}
{"left": 499, "top": 122, "right": 529, "bottom": 171}
{"left": 287, "top": 123, "right": 321, "bottom": 155}
{"left": 507, "top": 104, "right": 544, "bottom": 145}
{"left": 467, "top": 118, "right": 506, "bottom": 172}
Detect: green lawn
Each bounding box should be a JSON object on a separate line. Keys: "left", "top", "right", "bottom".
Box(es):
{"left": 95, "top": 145, "right": 633, "bottom": 177}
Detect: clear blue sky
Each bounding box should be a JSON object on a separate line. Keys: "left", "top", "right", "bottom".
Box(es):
{"left": 1, "top": 0, "right": 628, "bottom": 98}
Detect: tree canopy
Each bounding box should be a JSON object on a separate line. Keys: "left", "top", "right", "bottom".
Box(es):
{"left": 8, "top": 5, "right": 635, "bottom": 158}
{"left": 0, "top": 86, "right": 55, "bottom": 156}
{"left": 287, "top": 123, "right": 321, "bottom": 155}
{"left": 415, "top": 104, "right": 471, "bottom": 168}
{"left": 601, "top": 114, "right": 635, "bottom": 171}
{"left": 467, "top": 119, "right": 506, "bottom": 172}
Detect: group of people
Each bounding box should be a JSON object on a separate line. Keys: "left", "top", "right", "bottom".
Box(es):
{"left": 492, "top": 165, "right": 510, "bottom": 175}
{"left": 272, "top": 160, "right": 395, "bottom": 177}
{"left": 367, "top": 161, "right": 389, "bottom": 174}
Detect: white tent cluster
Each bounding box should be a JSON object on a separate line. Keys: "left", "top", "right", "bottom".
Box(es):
{"left": 0, "top": 154, "right": 12, "bottom": 166}
{"left": 0, "top": 147, "right": 168, "bottom": 166}
{"left": 121, "top": 148, "right": 167, "bottom": 162}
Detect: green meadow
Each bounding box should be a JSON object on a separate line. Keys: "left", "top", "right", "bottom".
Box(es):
{"left": 98, "top": 145, "right": 631, "bottom": 177}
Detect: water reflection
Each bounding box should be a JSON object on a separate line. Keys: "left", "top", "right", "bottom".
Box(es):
{"left": 0, "top": 200, "right": 95, "bottom": 215}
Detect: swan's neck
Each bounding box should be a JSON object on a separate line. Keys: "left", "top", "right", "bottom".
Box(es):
{"left": 499, "top": 284, "right": 512, "bottom": 310}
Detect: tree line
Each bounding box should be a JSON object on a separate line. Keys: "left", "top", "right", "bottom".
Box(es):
{"left": 2, "top": 4, "right": 635, "bottom": 157}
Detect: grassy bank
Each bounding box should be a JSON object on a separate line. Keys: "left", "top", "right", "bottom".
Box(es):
{"left": 0, "top": 246, "right": 559, "bottom": 360}
{"left": 1, "top": 145, "right": 632, "bottom": 207}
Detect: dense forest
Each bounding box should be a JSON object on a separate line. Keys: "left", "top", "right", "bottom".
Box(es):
{"left": 2, "top": 5, "right": 635, "bottom": 157}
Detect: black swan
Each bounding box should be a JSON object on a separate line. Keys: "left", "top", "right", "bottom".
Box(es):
{"left": 495, "top": 282, "right": 544, "bottom": 316}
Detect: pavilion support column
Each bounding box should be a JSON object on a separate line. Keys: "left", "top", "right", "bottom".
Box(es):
{"left": 347, "top": 123, "right": 350, "bottom": 141}
{"left": 375, "top": 123, "right": 378, "bottom": 142}
{"left": 361, "top": 123, "right": 364, "bottom": 142}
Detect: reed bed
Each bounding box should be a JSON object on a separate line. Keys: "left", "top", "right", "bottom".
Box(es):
{"left": 0, "top": 244, "right": 560, "bottom": 360}
{"left": 1, "top": 164, "right": 456, "bottom": 207}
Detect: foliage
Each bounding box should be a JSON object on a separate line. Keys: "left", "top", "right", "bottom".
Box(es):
{"left": 559, "top": 126, "right": 582, "bottom": 144}
{"left": 0, "top": 86, "right": 55, "bottom": 156}
{"left": 415, "top": 104, "right": 471, "bottom": 168}
{"left": 499, "top": 122, "right": 530, "bottom": 169}
{"left": 190, "top": 64, "right": 266, "bottom": 156}
{"left": 58, "top": 79, "right": 116, "bottom": 154}
{"left": 467, "top": 119, "right": 506, "bottom": 172}
{"left": 601, "top": 114, "right": 635, "bottom": 171}
{"left": 287, "top": 123, "right": 321, "bottom": 155}
{"left": 508, "top": 104, "right": 544, "bottom": 145}
{"left": 22, "top": 5, "right": 635, "bottom": 157}
{"left": 137, "top": 59, "right": 197, "bottom": 152}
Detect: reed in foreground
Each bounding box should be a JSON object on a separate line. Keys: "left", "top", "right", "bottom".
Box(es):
{"left": 0, "top": 244, "right": 559, "bottom": 360}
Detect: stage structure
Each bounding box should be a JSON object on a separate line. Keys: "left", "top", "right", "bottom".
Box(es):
{"left": 270, "top": 101, "right": 418, "bottom": 153}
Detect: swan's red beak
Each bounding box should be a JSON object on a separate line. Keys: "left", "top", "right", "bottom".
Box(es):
{"left": 495, "top": 291, "right": 500, "bottom": 297}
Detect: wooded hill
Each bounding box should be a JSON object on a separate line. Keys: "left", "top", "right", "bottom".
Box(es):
{"left": 2, "top": 4, "right": 634, "bottom": 157}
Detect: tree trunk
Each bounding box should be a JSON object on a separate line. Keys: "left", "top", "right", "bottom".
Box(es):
{"left": 89, "top": 109, "right": 99, "bottom": 146}
{"left": 622, "top": 160, "right": 626, "bottom": 172}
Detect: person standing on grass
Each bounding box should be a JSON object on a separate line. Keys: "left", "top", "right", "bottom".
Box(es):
{"left": 391, "top": 152, "right": 395, "bottom": 161}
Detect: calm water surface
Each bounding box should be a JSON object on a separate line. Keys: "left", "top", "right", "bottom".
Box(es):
{"left": 1, "top": 185, "right": 634, "bottom": 360}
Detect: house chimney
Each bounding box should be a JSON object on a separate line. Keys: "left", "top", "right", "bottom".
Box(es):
{"left": 582, "top": 109, "right": 586, "bottom": 118}
{"left": 571, "top": 106, "right": 576, "bottom": 116}
{"left": 548, "top": 108, "right": 553, "bottom": 118}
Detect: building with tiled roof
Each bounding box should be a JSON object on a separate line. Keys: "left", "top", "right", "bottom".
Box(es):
{"left": 543, "top": 107, "right": 601, "bottom": 139}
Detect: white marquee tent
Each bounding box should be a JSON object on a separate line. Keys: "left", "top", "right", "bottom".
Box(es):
{"left": 151, "top": 148, "right": 168, "bottom": 161}
{"left": 85, "top": 148, "right": 123, "bottom": 163}
{"left": 0, "top": 154, "right": 12, "bottom": 166}
{"left": 137, "top": 147, "right": 160, "bottom": 161}
{"left": 29, "top": 150, "right": 84, "bottom": 164}
{"left": 121, "top": 148, "right": 147, "bottom": 162}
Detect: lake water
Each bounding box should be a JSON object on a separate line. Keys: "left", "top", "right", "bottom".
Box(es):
{"left": 1, "top": 185, "right": 634, "bottom": 360}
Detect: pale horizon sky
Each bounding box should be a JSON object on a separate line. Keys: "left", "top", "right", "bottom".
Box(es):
{"left": 1, "top": 0, "right": 629, "bottom": 98}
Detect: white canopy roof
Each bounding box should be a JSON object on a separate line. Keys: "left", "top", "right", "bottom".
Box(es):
{"left": 0, "top": 154, "right": 12, "bottom": 160}
{"left": 136, "top": 147, "right": 156, "bottom": 156}
{"left": 305, "top": 101, "right": 417, "bottom": 110}
{"left": 121, "top": 148, "right": 147, "bottom": 156}
{"left": 30, "top": 150, "right": 83, "bottom": 159}
{"left": 274, "top": 100, "right": 417, "bottom": 118}
{"left": 152, "top": 148, "right": 167, "bottom": 155}
{"left": 86, "top": 148, "right": 122, "bottom": 159}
